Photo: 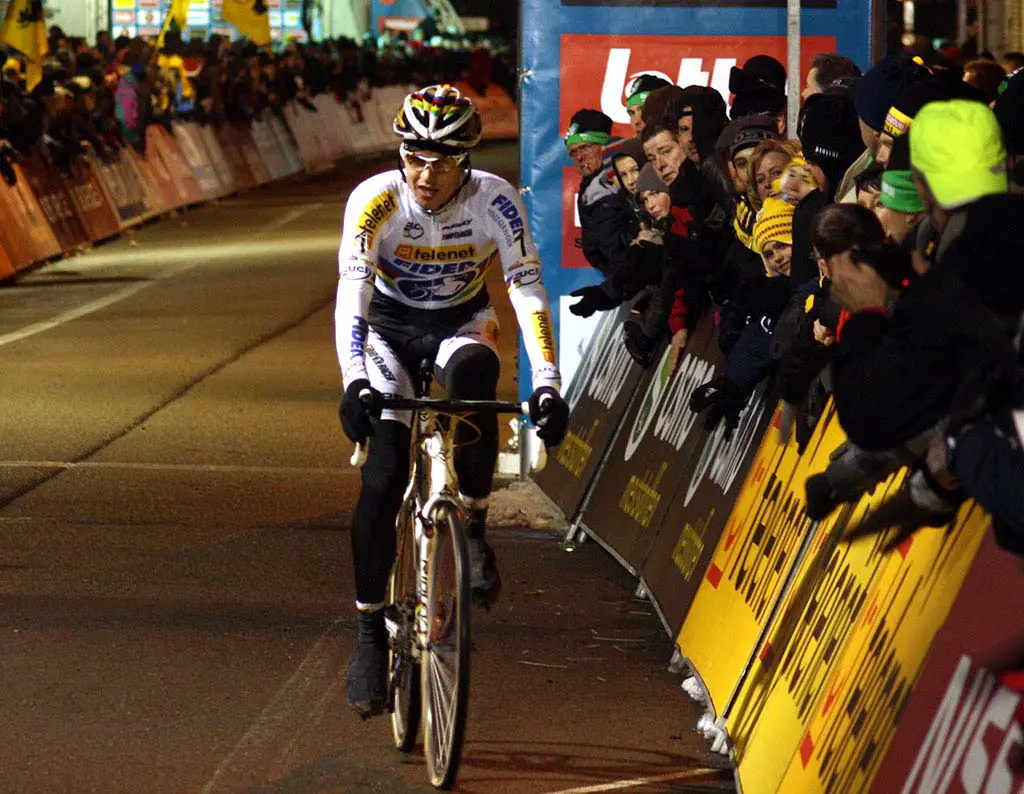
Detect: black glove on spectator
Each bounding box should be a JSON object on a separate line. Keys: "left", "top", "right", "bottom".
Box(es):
{"left": 622, "top": 321, "right": 659, "bottom": 369}
{"left": 689, "top": 377, "right": 746, "bottom": 440}
{"left": 569, "top": 284, "right": 620, "bottom": 317}
{"left": 529, "top": 386, "right": 569, "bottom": 447}
{"left": 339, "top": 379, "right": 382, "bottom": 443}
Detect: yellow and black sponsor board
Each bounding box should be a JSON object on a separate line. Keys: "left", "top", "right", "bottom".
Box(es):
{"left": 638, "top": 374, "right": 775, "bottom": 637}
{"left": 675, "top": 401, "right": 850, "bottom": 717}
{"left": 578, "top": 316, "right": 721, "bottom": 573}
{"left": 532, "top": 304, "right": 648, "bottom": 520}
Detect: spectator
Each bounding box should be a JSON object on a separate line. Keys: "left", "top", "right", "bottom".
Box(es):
{"left": 854, "top": 163, "right": 884, "bottom": 212}
{"left": 729, "top": 54, "right": 787, "bottom": 133}
{"left": 747, "top": 138, "right": 800, "bottom": 209}
{"left": 625, "top": 74, "right": 672, "bottom": 138}
{"left": 874, "top": 136, "right": 925, "bottom": 244}
{"left": 565, "top": 108, "right": 636, "bottom": 276}
{"left": 963, "top": 58, "right": 1006, "bottom": 104}
{"left": 1001, "top": 51, "right": 1024, "bottom": 75}
{"left": 802, "top": 53, "right": 862, "bottom": 100}
{"left": 993, "top": 68, "right": 1024, "bottom": 187}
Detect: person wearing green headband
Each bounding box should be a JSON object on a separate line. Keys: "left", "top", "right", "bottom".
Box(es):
{"left": 624, "top": 74, "right": 671, "bottom": 138}
{"left": 875, "top": 170, "right": 925, "bottom": 244}
{"left": 564, "top": 107, "right": 613, "bottom": 178}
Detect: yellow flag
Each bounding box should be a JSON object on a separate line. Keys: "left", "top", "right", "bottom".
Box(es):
{"left": 0, "top": 0, "right": 48, "bottom": 90}
{"left": 221, "top": 0, "right": 271, "bottom": 46}
{"left": 157, "top": 0, "right": 192, "bottom": 50}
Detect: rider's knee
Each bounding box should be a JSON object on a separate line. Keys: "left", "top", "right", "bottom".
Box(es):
{"left": 442, "top": 344, "right": 499, "bottom": 400}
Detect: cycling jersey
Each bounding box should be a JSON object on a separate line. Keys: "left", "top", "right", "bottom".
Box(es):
{"left": 334, "top": 169, "right": 561, "bottom": 392}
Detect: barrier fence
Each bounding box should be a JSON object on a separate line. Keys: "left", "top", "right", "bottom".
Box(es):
{"left": 0, "top": 83, "right": 519, "bottom": 282}
{"left": 532, "top": 309, "right": 1016, "bottom": 794}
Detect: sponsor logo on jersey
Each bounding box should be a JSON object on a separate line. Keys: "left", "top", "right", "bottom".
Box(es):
{"left": 353, "top": 192, "right": 398, "bottom": 253}
{"left": 506, "top": 259, "right": 542, "bottom": 289}
{"left": 393, "top": 259, "right": 481, "bottom": 277}
{"left": 350, "top": 316, "right": 369, "bottom": 359}
{"left": 531, "top": 310, "right": 556, "bottom": 364}
{"left": 488, "top": 194, "right": 528, "bottom": 256}
{"left": 442, "top": 219, "right": 471, "bottom": 231}
{"left": 394, "top": 243, "right": 477, "bottom": 262}
{"left": 365, "top": 341, "right": 397, "bottom": 383}
{"left": 442, "top": 228, "right": 473, "bottom": 241}
{"left": 403, "top": 221, "right": 424, "bottom": 239}
{"left": 339, "top": 259, "right": 372, "bottom": 280}
{"left": 397, "top": 273, "right": 479, "bottom": 303}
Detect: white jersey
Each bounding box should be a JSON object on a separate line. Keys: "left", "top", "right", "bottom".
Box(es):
{"left": 334, "top": 169, "right": 561, "bottom": 392}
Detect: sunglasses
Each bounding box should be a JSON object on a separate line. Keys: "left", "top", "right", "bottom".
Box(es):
{"left": 401, "top": 146, "right": 466, "bottom": 174}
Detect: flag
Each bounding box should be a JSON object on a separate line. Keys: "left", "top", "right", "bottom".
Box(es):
{"left": 0, "top": 0, "right": 47, "bottom": 90}
{"left": 157, "top": 0, "right": 192, "bottom": 50}
{"left": 221, "top": 0, "right": 271, "bottom": 46}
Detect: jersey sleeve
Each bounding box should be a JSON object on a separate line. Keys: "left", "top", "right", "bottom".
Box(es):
{"left": 334, "top": 177, "right": 400, "bottom": 387}
{"left": 484, "top": 183, "right": 562, "bottom": 393}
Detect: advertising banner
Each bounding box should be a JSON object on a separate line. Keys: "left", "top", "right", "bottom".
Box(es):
{"left": 66, "top": 159, "right": 123, "bottom": 243}
{"left": 519, "top": 0, "right": 871, "bottom": 397}
{"left": 578, "top": 313, "right": 772, "bottom": 574}
{"left": 638, "top": 378, "right": 775, "bottom": 636}
{"left": 19, "top": 155, "right": 91, "bottom": 253}
{"left": 197, "top": 125, "right": 237, "bottom": 196}
{"left": 215, "top": 125, "right": 258, "bottom": 191}
{"left": 674, "top": 402, "right": 850, "bottom": 717}
{"left": 172, "top": 121, "right": 224, "bottom": 199}
{"left": 532, "top": 303, "right": 646, "bottom": 521}
{"left": 146, "top": 126, "right": 205, "bottom": 207}
{"left": 867, "top": 533, "right": 1024, "bottom": 794}
{"left": 0, "top": 239, "right": 14, "bottom": 280}
{"left": 0, "top": 164, "right": 62, "bottom": 267}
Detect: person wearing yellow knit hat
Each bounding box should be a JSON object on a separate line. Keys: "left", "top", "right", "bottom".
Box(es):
{"left": 753, "top": 196, "right": 795, "bottom": 277}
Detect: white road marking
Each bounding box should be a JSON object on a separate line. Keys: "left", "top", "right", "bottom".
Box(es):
{"left": 0, "top": 205, "right": 322, "bottom": 349}
{"left": 539, "top": 769, "right": 718, "bottom": 794}
{"left": 0, "top": 460, "right": 353, "bottom": 475}
{"left": 199, "top": 617, "right": 347, "bottom": 794}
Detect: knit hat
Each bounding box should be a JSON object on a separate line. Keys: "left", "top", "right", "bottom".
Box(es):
{"left": 715, "top": 114, "right": 779, "bottom": 159}
{"left": 798, "top": 91, "right": 864, "bottom": 196}
{"left": 883, "top": 76, "right": 985, "bottom": 139}
{"left": 641, "top": 85, "right": 687, "bottom": 129}
{"left": 730, "top": 86, "right": 786, "bottom": 121}
{"left": 855, "top": 54, "right": 931, "bottom": 132}
{"left": 626, "top": 74, "right": 673, "bottom": 109}
{"left": 729, "top": 55, "right": 787, "bottom": 95}
{"left": 994, "top": 68, "right": 1024, "bottom": 157}
{"left": 910, "top": 99, "right": 1008, "bottom": 209}
{"left": 665, "top": 86, "right": 728, "bottom": 159}
{"left": 880, "top": 170, "right": 925, "bottom": 213}
{"left": 753, "top": 197, "right": 795, "bottom": 254}
{"left": 612, "top": 137, "right": 646, "bottom": 166}
{"left": 635, "top": 163, "right": 670, "bottom": 195}
{"left": 565, "top": 109, "right": 613, "bottom": 149}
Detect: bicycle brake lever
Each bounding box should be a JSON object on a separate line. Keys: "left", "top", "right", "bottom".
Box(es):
{"left": 351, "top": 441, "right": 369, "bottom": 468}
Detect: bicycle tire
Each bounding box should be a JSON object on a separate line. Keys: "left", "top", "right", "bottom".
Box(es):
{"left": 388, "top": 500, "right": 421, "bottom": 752}
{"left": 421, "top": 502, "right": 471, "bottom": 789}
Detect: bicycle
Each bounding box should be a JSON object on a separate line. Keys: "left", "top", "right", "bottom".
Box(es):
{"left": 351, "top": 361, "right": 544, "bottom": 789}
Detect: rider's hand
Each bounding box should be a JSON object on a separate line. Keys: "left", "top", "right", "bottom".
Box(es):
{"left": 339, "top": 379, "right": 382, "bottom": 443}
{"left": 528, "top": 386, "right": 569, "bottom": 448}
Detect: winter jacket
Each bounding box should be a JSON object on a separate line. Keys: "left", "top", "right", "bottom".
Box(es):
{"left": 577, "top": 152, "right": 636, "bottom": 275}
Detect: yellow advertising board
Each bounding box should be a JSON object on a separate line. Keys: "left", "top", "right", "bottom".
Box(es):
{"left": 770, "top": 503, "right": 986, "bottom": 794}
{"left": 674, "top": 403, "right": 849, "bottom": 715}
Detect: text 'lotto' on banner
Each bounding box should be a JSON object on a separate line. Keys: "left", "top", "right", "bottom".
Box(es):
{"left": 519, "top": 0, "right": 872, "bottom": 396}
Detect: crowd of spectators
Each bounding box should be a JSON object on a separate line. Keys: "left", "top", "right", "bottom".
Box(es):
{"left": 565, "top": 46, "right": 1024, "bottom": 555}
{"left": 0, "top": 23, "right": 513, "bottom": 184}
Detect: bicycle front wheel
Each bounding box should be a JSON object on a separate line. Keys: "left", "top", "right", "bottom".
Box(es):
{"left": 421, "top": 503, "right": 471, "bottom": 789}
{"left": 388, "top": 500, "right": 420, "bottom": 752}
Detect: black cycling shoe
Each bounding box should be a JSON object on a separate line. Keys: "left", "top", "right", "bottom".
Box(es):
{"left": 468, "top": 536, "right": 502, "bottom": 610}
{"left": 346, "top": 643, "right": 388, "bottom": 720}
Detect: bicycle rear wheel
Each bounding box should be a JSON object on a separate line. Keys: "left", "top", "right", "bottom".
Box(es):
{"left": 421, "top": 503, "right": 470, "bottom": 789}
{"left": 387, "top": 500, "right": 420, "bottom": 752}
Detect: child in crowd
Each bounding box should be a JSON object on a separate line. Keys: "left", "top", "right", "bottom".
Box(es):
{"left": 778, "top": 157, "right": 818, "bottom": 206}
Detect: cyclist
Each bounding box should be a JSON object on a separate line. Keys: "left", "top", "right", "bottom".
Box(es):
{"left": 334, "top": 84, "right": 570, "bottom": 718}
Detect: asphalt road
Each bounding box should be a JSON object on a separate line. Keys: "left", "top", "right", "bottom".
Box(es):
{"left": 0, "top": 143, "right": 735, "bottom": 794}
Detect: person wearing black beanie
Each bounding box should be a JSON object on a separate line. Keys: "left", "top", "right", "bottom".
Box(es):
{"left": 662, "top": 86, "right": 733, "bottom": 219}
{"left": 798, "top": 91, "right": 864, "bottom": 201}
{"left": 729, "top": 55, "right": 787, "bottom": 130}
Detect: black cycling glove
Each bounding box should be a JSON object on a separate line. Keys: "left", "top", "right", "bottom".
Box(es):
{"left": 528, "top": 386, "right": 569, "bottom": 447}
{"left": 339, "top": 379, "right": 382, "bottom": 443}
